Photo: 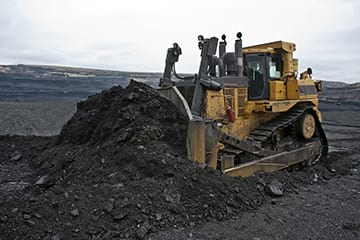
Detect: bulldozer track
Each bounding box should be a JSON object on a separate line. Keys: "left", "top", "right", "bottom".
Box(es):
{"left": 219, "top": 105, "right": 328, "bottom": 160}
{"left": 247, "top": 106, "right": 306, "bottom": 144}
{"left": 246, "top": 105, "right": 328, "bottom": 159}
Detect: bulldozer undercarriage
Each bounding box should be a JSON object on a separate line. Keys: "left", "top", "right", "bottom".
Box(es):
{"left": 218, "top": 106, "right": 328, "bottom": 176}
{"left": 160, "top": 85, "right": 328, "bottom": 177}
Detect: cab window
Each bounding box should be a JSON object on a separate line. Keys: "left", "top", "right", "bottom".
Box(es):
{"left": 269, "top": 55, "right": 282, "bottom": 79}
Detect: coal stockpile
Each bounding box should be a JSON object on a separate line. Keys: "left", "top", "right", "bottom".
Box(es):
{"left": 0, "top": 81, "right": 267, "bottom": 240}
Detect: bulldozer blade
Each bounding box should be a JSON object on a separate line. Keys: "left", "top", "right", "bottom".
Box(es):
{"left": 223, "top": 140, "right": 322, "bottom": 177}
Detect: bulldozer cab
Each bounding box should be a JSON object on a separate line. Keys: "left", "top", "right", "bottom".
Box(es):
{"left": 245, "top": 52, "right": 283, "bottom": 100}
{"left": 245, "top": 53, "right": 268, "bottom": 100}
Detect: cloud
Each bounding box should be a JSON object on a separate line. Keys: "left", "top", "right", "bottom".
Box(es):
{"left": 0, "top": 0, "right": 359, "bottom": 83}
{"left": 298, "top": 26, "right": 360, "bottom": 83}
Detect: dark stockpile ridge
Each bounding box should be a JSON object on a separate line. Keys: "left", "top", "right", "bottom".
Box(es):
{"left": 0, "top": 81, "right": 267, "bottom": 240}
{"left": 57, "top": 80, "right": 187, "bottom": 148}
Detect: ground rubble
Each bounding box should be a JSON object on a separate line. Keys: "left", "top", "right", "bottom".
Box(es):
{"left": 0, "top": 81, "right": 357, "bottom": 240}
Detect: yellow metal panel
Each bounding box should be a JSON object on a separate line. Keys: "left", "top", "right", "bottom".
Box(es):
{"left": 224, "top": 110, "right": 279, "bottom": 140}
{"left": 187, "top": 120, "right": 205, "bottom": 163}
{"left": 221, "top": 155, "right": 235, "bottom": 170}
{"left": 298, "top": 79, "right": 317, "bottom": 86}
{"left": 293, "top": 58, "right": 298, "bottom": 72}
{"left": 204, "top": 90, "right": 225, "bottom": 119}
{"left": 242, "top": 48, "right": 275, "bottom": 54}
{"left": 207, "top": 145, "right": 218, "bottom": 170}
{"left": 299, "top": 94, "right": 318, "bottom": 100}
{"left": 243, "top": 41, "right": 296, "bottom": 53}
{"left": 269, "top": 81, "right": 286, "bottom": 101}
{"left": 264, "top": 100, "right": 299, "bottom": 112}
{"left": 298, "top": 79, "right": 318, "bottom": 100}
{"left": 283, "top": 52, "right": 294, "bottom": 73}
{"left": 237, "top": 88, "right": 247, "bottom": 116}
{"left": 286, "top": 78, "right": 299, "bottom": 99}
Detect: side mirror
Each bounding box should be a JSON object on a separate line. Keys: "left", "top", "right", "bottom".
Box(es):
{"left": 314, "top": 81, "right": 323, "bottom": 92}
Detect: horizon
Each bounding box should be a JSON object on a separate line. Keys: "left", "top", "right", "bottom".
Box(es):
{"left": 1, "top": 63, "right": 358, "bottom": 85}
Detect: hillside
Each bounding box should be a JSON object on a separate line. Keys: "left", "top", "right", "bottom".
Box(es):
{"left": 1, "top": 64, "right": 356, "bottom": 102}
{"left": 0, "top": 64, "right": 160, "bottom": 101}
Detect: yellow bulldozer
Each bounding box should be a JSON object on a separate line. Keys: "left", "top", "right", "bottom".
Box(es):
{"left": 159, "top": 32, "right": 328, "bottom": 177}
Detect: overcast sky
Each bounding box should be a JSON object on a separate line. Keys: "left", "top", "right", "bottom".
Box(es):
{"left": 0, "top": 0, "right": 359, "bottom": 83}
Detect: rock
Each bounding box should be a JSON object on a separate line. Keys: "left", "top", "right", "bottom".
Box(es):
{"left": 264, "top": 179, "right": 283, "bottom": 197}
{"left": 351, "top": 160, "right": 359, "bottom": 168}
{"left": 0, "top": 216, "right": 8, "bottom": 222}
{"left": 322, "top": 173, "right": 331, "bottom": 180}
{"left": 163, "top": 188, "right": 181, "bottom": 204}
{"left": 22, "top": 208, "right": 32, "bottom": 214}
{"left": 117, "top": 132, "right": 130, "bottom": 142}
{"left": 155, "top": 213, "right": 162, "bottom": 221}
{"left": 50, "top": 234, "right": 63, "bottom": 240}
{"left": 35, "top": 175, "right": 52, "bottom": 187}
{"left": 33, "top": 213, "right": 42, "bottom": 219}
{"left": 10, "top": 151, "right": 22, "bottom": 161}
{"left": 70, "top": 209, "right": 80, "bottom": 217}
{"left": 136, "top": 221, "right": 151, "bottom": 239}
{"left": 51, "top": 185, "right": 65, "bottom": 195}
{"left": 327, "top": 166, "right": 336, "bottom": 173}
{"left": 111, "top": 183, "right": 124, "bottom": 188}
{"left": 189, "top": 222, "right": 196, "bottom": 228}
{"left": 103, "top": 230, "right": 121, "bottom": 238}
{"left": 111, "top": 209, "right": 128, "bottom": 221}
{"left": 313, "top": 173, "right": 319, "bottom": 182}
{"left": 91, "top": 215, "right": 99, "bottom": 222}
{"left": 26, "top": 220, "right": 35, "bottom": 226}
{"left": 103, "top": 201, "right": 114, "bottom": 213}
{"left": 191, "top": 176, "right": 198, "bottom": 182}
{"left": 165, "top": 170, "right": 175, "bottom": 177}
{"left": 257, "top": 177, "right": 266, "bottom": 186}
{"left": 23, "top": 214, "right": 31, "bottom": 220}
{"left": 126, "top": 92, "right": 136, "bottom": 101}
{"left": 198, "top": 163, "right": 207, "bottom": 169}
{"left": 168, "top": 204, "right": 179, "bottom": 214}
{"left": 226, "top": 206, "right": 233, "bottom": 214}
{"left": 108, "top": 172, "right": 118, "bottom": 178}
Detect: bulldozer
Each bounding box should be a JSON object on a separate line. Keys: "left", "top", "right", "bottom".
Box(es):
{"left": 158, "top": 32, "right": 328, "bottom": 177}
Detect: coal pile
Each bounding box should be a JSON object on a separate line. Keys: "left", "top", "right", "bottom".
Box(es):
{"left": 0, "top": 81, "right": 267, "bottom": 240}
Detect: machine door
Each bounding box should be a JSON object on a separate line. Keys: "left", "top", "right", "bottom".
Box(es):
{"left": 245, "top": 53, "right": 269, "bottom": 100}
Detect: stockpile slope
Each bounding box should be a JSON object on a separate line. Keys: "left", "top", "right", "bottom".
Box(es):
{"left": 0, "top": 81, "right": 266, "bottom": 240}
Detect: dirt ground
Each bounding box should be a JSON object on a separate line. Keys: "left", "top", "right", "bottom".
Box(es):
{"left": 0, "top": 101, "right": 76, "bottom": 136}
{"left": 148, "top": 101, "right": 360, "bottom": 240}
{"left": 0, "top": 81, "right": 359, "bottom": 240}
